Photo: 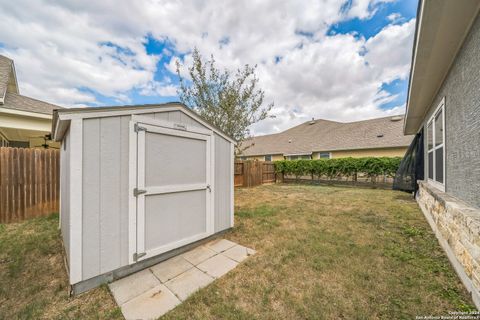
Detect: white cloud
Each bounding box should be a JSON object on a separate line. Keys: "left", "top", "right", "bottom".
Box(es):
{"left": 0, "top": 0, "right": 414, "bottom": 134}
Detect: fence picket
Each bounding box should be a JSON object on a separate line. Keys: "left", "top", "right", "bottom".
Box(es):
{"left": 234, "top": 160, "right": 276, "bottom": 188}
{"left": 0, "top": 147, "right": 60, "bottom": 223}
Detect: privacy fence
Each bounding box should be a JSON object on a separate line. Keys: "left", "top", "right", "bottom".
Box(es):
{"left": 275, "top": 157, "right": 402, "bottom": 188}
{"left": 234, "top": 160, "right": 276, "bottom": 187}
{"left": 0, "top": 147, "right": 60, "bottom": 223}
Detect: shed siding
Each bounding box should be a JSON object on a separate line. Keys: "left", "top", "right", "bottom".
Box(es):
{"left": 144, "top": 110, "right": 208, "bottom": 131}
{"left": 82, "top": 116, "right": 131, "bottom": 279}
{"left": 60, "top": 128, "right": 70, "bottom": 263}
{"left": 214, "top": 133, "right": 233, "bottom": 232}
{"left": 422, "top": 14, "right": 480, "bottom": 208}
{"left": 80, "top": 110, "right": 228, "bottom": 280}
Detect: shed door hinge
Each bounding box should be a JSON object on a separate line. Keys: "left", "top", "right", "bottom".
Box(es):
{"left": 134, "top": 123, "right": 146, "bottom": 133}
{"left": 133, "top": 252, "right": 146, "bottom": 261}
{"left": 133, "top": 188, "right": 147, "bottom": 197}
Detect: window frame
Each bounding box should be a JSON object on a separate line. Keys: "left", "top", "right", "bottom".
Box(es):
{"left": 426, "top": 97, "right": 446, "bottom": 192}
{"left": 264, "top": 155, "right": 272, "bottom": 161}
{"left": 318, "top": 152, "right": 331, "bottom": 159}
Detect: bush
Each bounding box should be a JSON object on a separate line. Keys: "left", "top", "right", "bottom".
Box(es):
{"left": 275, "top": 157, "right": 402, "bottom": 182}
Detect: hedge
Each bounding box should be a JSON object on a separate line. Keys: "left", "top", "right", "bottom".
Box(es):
{"left": 274, "top": 157, "right": 402, "bottom": 181}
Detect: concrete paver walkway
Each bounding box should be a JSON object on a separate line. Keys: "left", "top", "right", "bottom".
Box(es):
{"left": 109, "top": 239, "right": 255, "bottom": 320}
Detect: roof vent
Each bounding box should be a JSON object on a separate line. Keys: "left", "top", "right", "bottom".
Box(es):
{"left": 309, "top": 118, "right": 315, "bottom": 125}
{"left": 390, "top": 116, "right": 402, "bottom": 122}
{"left": 377, "top": 134, "right": 384, "bottom": 138}
{"left": 288, "top": 139, "right": 292, "bottom": 143}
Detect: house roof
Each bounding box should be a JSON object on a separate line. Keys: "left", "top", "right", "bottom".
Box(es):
{"left": 0, "top": 54, "right": 61, "bottom": 116}
{"left": 0, "top": 55, "right": 18, "bottom": 103}
{"left": 404, "top": 0, "right": 480, "bottom": 134}
{"left": 2, "top": 92, "right": 61, "bottom": 116}
{"left": 241, "top": 115, "right": 414, "bottom": 156}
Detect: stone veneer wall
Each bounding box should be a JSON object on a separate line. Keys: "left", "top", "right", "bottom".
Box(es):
{"left": 417, "top": 181, "right": 480, "bottom": 307}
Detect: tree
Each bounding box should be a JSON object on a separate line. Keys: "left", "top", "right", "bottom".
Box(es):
{"left": 176, "top": 48, "right": 273, "bottom": 153}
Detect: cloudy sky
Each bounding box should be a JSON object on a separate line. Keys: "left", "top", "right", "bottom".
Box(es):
{"left": 0, "top": 0, "right": 418, "bottom": 135}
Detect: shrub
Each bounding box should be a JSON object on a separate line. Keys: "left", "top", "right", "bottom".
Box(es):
{"left": 275, "top": 157, "right": 402, "bottom": 182}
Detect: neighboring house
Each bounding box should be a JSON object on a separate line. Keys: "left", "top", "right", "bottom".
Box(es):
{"left": 404, "top": 0, "right": 480, "bottom": 307}
{"left": 240, "top": 115, "right": 414, "bottom": 161}
{"left": 0, "top": 55, "right": 61, "bottom": 148}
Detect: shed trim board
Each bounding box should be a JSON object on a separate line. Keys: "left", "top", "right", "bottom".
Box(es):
{"left": 69, "top": 119, "right": 83, "bottom": 284}
{"left": 230, "top": 142, "right": 235, "bottom": 227}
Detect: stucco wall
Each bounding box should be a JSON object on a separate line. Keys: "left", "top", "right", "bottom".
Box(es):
{"left": 241, "top": 148, "right": 406, "bottom": 161}
{"left": 422, "top": 13, "right": 480, "bottom": 208}
{"left": 240, "top": 154, "right": 284, "bottom": 161}
{"left": 327, "top": 147, "right": 406, "bottom": 158}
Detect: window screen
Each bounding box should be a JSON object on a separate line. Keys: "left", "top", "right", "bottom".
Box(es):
{"left": 265, "top": 155, "right": 272, "bottom": 161}
{"left": 319, "top": 152, "right": 330, "bottom": 159}
{"left": 426, "top": 101, "right": 445, "bottom": 188}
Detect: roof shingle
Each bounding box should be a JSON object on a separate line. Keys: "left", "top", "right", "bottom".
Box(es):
{"left": 0, "top": 55, "right": 14, "bottom": 99}
{"left": 3, "top": 92, "right": 61, "bottom": 116}
{"left": 241, "top": 115, "right": 413, "bottom": 156}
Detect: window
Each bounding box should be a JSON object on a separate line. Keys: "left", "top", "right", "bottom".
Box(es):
{"left": 9, "top": 141, "right": 29, "bottom": 148}
{"left": 319, "top": 152, "right": 331, "bottom": 159}
{"left": 426, "top": 99, "right": 445, "bottom": 190}
{"left": 286, "top": 155, "right": 311, "bottom": 160}
{"left": 264, "top": 155, "right": 272, "bottom": 161}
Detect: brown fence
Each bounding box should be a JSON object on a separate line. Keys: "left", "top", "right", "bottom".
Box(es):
{"left": 0, "top": 147, "right": 60, "bottom": 223}
{"left": 234, "top": 160, "right": 276, "bottom": 188}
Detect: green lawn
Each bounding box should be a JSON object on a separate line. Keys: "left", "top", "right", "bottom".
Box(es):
{"left": 0, "top": 184, "right": 475, "bottom": 319}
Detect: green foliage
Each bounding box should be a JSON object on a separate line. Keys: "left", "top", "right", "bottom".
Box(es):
{"left": 274, "top": 157, "right": 402, "bottom": 181}
{"left": 176, "top": 48, "right": 273, "bottom": 153}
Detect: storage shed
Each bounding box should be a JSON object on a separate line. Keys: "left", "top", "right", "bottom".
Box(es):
{"left": 52, "top": 102, "right": 235, "bottom": 294}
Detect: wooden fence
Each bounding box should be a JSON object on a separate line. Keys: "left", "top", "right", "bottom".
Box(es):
{"left": 0, "top": 147, "right": 60, "bottom": 223}
{"left": 234, "top": 160, "right": 276, "bottom": 188}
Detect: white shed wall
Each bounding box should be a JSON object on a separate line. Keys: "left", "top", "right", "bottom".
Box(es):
{"left": 78, "top": 110, "right": 232, "bottom": 282}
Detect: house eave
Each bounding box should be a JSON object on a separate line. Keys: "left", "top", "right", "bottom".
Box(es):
{"left": 404, "top": 0, "right": 480, "bottom": 135}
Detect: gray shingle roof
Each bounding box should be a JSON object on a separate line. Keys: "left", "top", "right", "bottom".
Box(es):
{"left": 3, "top": 92, "right": 61, "bottom": 116}
{"left": 0, "top": 55, "right": 14, "bottom": 99}
{"left": 241, "top": 115, "right": 414, "bottom": 156}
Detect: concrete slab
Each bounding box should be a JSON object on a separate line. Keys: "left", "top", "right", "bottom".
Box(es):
{"left": 151, "top": 255, "right": 193, "bottom": 283}
{"left": 165, "top": 267, "right": 214, "bottom": 301}
{"left": 197, "top": 254, "right": 238, "bottom": 278}
{"left": 205, "top": 238, "right": 237, "bottom": 253}
{"left": 222, "top": 244, "right": 255, "bottom": 262}
{"left": 109, "top": 269, "right": 160, "bottom": 305}
{"left": 181, "top": 245, "right": 216, "bottom": 265}
{"left": 109, "top": 240, "right": 255, "bottom": 319}
{"left": 121, "top": 284, "right": 180, "bottom": 320}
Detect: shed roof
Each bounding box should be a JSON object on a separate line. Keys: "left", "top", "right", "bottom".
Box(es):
{"left": 241, "top": 115, "right": 414, "bottom": 156}
{"left": 52, "top": 102, "right": 236, "bottom": 143}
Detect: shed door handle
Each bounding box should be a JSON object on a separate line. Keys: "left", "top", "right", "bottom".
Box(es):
{"left": 206, "top": 185, "right": 211, "bottom": 192}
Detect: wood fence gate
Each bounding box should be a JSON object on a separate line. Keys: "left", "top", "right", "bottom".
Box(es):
{"left": 0, "top": 147, "right": 60, "bottom": 223}
{"left": 234, "top": 160, "right": 276, "bottom": 187}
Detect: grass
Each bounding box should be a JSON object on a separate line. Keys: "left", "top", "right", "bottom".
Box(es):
{"left": 164, "top": 185, "right": 475, "bottom": 319}
{"left": 0, "top": 213, "right": 121, "bottom": 319}
{"left": 0, "top": 184, "right": 475, "bottom": 319}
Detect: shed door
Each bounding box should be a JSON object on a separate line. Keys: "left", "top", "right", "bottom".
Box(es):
{"left": 132, "top": 120, "right": 214, "bottom": 262}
